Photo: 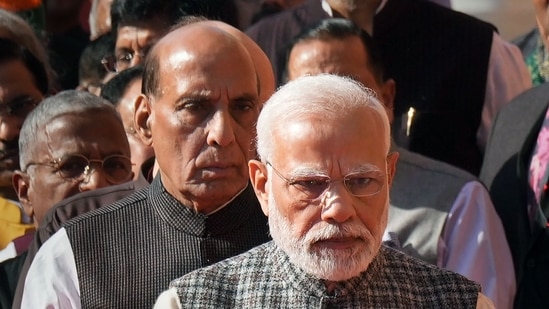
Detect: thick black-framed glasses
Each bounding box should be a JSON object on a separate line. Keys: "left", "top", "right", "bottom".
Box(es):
{"left": 26, "top": 154, "right": 133, "bottom": 184}
{"left": 0, "top": 95, "right": 39, "bottom": 118}
{"left": 266, "top": 161, "right": 386, "bottom": 202}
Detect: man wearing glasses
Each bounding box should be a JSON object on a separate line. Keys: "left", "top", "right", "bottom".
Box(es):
{"left": 155, "top": 74, "right": 494, "bottom": 308}
{"left": 1, "top": 90, "right": 132, "bottom": 307}
{"left": 20, "top": 21, "right": 273, "bottom": 308}
{"left": 12, "top": 90, "right": 133, "bottom": 230}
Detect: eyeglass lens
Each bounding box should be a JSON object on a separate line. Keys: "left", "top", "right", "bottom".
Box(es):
{"left": 268, "top": 162, "right": 385, "bottom": 201}
{"left": 56, "top": 154, "right": 132, "bottom": 183}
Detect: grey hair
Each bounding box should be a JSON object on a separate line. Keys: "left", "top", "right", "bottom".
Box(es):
{"left": 256, "top": 74, "right": 391, "bottom": 162}
{"left": 0, "top": 9, "right": 54, "bottom": 91}
{"left": 19, "top": 90, "right": 120, "bottom": 170}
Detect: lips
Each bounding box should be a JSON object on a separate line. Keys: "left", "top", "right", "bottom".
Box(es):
{"left": 312, "top": 237, "right": 364, "bottom": 250}
{"left": 199, "top": 164, "right": 240, "bottom": 180}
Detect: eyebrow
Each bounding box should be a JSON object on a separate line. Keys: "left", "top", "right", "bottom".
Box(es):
{"left": 233, "top": 92, "right": 259, "bottom": 103}
{"left": 351, "top": 164, "right": 382, "bottom": 174}
{"left": 286, "top": 163, "right": 382, "bottom": 178}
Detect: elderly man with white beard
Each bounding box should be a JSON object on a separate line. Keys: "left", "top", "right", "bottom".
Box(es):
{"left": 154, "top": 74, "right": 495, "bottom": 308}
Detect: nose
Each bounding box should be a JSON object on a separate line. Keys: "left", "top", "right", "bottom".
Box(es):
{"left": 78, "top": 167, "right": 111, "bottom": 192}
{"left": 320, "top": 182, "right": 357, "bottom": 224}
{"left": 206, "top": 109, "right": 236, "bottom": 147}
{"left": 0, "top": 116, "right": 22, "bottom": 145}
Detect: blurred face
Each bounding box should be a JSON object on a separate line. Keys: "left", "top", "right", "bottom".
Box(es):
{"left": 114, "top": 19, "right": 167, "bottom": 72}
{"left": 288, "top": 36, "right": 395, "bottom": 121}
{"left": 288, "top": 36, "right": 380, "bottom": 93}
{"left": 0, "top": 59, "right": 43, "bottom": 196}
{"left": 533, "top": 0, "right": 549, "bottom": 50}
{"left": 142, "top": 29, "right": 259, "bottom": 213}
{"left": 15, "top": 111, "right": 131, "bottom": 226}
{"left": 252, "top": 111, "right": 397, "bottom": 281}
{"left": 116, "top": 78, "right": 154, "bottom": 178}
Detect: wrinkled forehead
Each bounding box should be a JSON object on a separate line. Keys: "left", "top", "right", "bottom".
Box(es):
{"left": 151, "top": 26, "right": 258, "bottom": 96}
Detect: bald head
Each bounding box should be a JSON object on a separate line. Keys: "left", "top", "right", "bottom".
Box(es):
{"left": 144, "top": 23, "right": 257, "bottom": 100}
{"left": 197, "top": 20, "right": 275, "bottom": 104}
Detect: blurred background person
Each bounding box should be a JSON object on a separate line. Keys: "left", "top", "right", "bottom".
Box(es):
{"left": 100, "top": 65, "right": 154, "bottom": 179}
{"left": 0, "top": 37, "right": 48, "bottom": 258}
{"left": 77, "top": 31, "right": 115, "bottom": 95}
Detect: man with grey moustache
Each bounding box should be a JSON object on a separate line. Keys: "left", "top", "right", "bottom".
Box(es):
{"left": 155, "top": 74, "right": 495, "bottom": 308}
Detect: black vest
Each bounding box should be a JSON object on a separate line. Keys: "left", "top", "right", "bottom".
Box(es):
{"left": 375, "top": 0, "right": 494, "bottom": 175}
{"left": 64, "top": 177, "right": 270, "bottom": 308}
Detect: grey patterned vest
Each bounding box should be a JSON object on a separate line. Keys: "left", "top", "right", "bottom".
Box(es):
{"left": 172, "top": 242, "right": 481, "bottom": 308}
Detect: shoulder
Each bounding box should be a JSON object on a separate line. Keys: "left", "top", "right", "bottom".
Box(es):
{"left": 396, "top": 147, "right": 477, "bottom": 183}
{"left": 498, "top": 83, "right": 549, "bottom": 121}
{"left": 61, "top": 185, "right": 149, "bottom": 230}
{"left": 41, "top": 181, "right": 140, "bottom": 230}
{"left": 379, "top": 246, "right": 480, "bottom": 289}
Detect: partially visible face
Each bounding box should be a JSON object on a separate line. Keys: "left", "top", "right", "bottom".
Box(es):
{"left": 116, "top": 77, "right": 154, "bottom": 178}
{"left": 20, "top": 111, "right": 130, "bottom": 226}
{"left": 533, "top": 0, "right": 549, "bottom": 50}
{"left": 0, "top": 59, "right": 43, "bottom": 195}
{"left": 115, "top": 19, "right": 168, "bottom": 72}
{"left": 146, "top": 27, "right": 259, "bottom": 213}
{"left": 264, "top": 111, "right": 397, "bottom": 281}
{"left": 287, "top": 36, "right": 395, "bottom": 121}
{"left": 288, "top": 36, "right": 380, "bottom": 93}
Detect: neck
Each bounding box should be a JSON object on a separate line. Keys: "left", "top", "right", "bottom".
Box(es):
{"left": 329, "top": 5, "right": 377, "bottom": 34}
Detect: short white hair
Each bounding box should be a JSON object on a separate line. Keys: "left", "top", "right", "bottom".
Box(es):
{"left": 256, "top": 74, "right": 391, "bottom": 162}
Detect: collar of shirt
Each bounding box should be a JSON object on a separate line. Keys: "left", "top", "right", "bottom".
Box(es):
{"left": 320, "top": 0, "right": 388, "bottom": 17}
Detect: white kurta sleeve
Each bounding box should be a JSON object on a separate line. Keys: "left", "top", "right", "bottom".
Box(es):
{"left": 154, "top": 287, "right": 182, "bottom": 309}
{"left": 21, "top": 227, "right": 81, "bottom": 309}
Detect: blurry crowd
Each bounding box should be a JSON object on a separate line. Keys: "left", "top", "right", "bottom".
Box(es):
{"left": 0, "top": 0, "right": 547, "bottom": 308}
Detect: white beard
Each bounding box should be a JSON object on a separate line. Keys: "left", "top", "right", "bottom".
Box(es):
{"left": 268, "top": 190, "right": 383, "bottom": 282}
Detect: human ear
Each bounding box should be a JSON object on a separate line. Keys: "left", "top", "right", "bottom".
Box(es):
{"left": 13, "top": 171, "right": 33, "bottom": 224}
{"left": 134, "top": 94, "right": 153, "bottom": 147}
{"left": 249, "top": 159, "right": 270, "bottom": 216}
{"left": 386, "top": 151, "right": 399, "bottom": 188}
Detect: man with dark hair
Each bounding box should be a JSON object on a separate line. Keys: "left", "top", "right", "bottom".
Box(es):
{"left": 155, "top": 73, "right": 494, "bottom": 309}
{"left": 284, "top": 18, "right": 514, "bottom": 309}
{"left": 103, "top": 0, "right": 240, "bottom": 74}
{"left": 1, "top": 90, "right": 132, "bottom": 308}
{"left": 101, "top": 66, "right": 154, "bottom": 179}
{"left": 246, "top": 0, "right": 531, "bottom": 176}
{"left": 20, "top": 21, "right": 272, "bottom": 308}
{"left": 77, "top": 32, "right": 116, "bottom": 95}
